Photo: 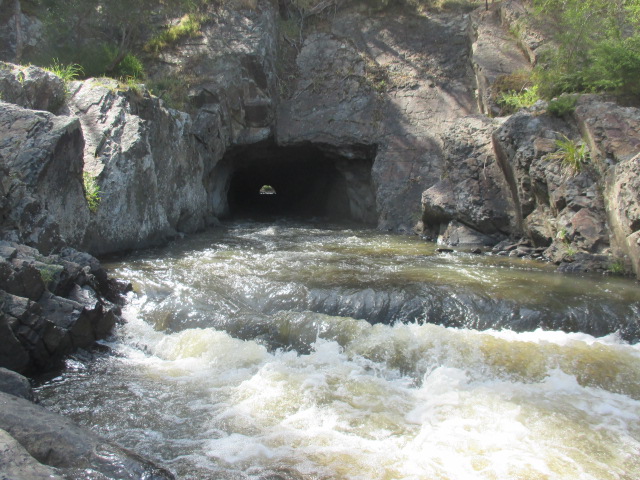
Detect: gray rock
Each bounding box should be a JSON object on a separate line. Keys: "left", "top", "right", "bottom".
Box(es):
{"left": 66, "top": 79, "right": 210, "bottom": 256}
{"left": 0, "top": 391, "right": 174, "bottom": 479}
{"left": 0, "top": 427, "right": 64, "bottom": 480}
{"left": 469, "top": 4, "right": 532, "bottom": 116}
{"left": 0, "top": 242, "right": 122, "bottom": 373}
{"left": 0, "top": 367, "right": 33, "bottom": 400}
{"left": 0, "top": 62, "right": 66, "bottom": 113}
{"left": 438, "top": 220, "right": 500, "bottom": 247}
{"left": 420, "top": 115, "right": 513, "bottom": 243}
{"left": 0, "top": 101, "right": 88, "bottom": 253}
{"left": 575, "top": 95, "right": 640, "bottom": 277}
{"left": 492, "top": 109, "right": 611, "bottom": 265}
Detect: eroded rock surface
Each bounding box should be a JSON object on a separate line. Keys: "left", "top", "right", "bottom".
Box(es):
{"left": 0, "top": 62, "right": 66, "bottom": 113}
{"left": 66, "top": 79, "right": 212, "bottom": 255}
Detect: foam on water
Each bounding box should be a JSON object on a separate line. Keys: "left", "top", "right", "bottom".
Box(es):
{"left": 85, "top": 304, "right": 640, "bottom": 479}
{"left": 36, "top": 224, "right": 640, "bottom": 479}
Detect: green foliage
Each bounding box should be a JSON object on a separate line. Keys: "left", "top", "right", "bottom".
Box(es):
{"left": 546, "top": 134, "right": 590, "bottom": 174}
{"left": 83, "top": 172, "right": 101, "bottom": 213}
{"left": 44, "top": 59, "right": 83, "bottom": 82}
{"left": 33, "top": 0, "right": 206, "bottom": 81}
{"left": 113, "top": 53, "right": 145, "bottom": 79}
{"left": 498, "top": 85, "right": 540, "bottom": 114}
{"left": 608, "top": 259, "right": 626, "bottom": 275}
{"left": 37, "top": 264, "right": 63, "bottom": 287}
{"left": 145, "top": 14, "right": 205, "bottom": 53}
{"left": 556, "top": 227, "right": 570, "bottom": 244}
{"left": 547, "top": 94, "right": 578, "bottom": 117}
{"left": 532, "top": 0, "right": 640, "bottom": 101}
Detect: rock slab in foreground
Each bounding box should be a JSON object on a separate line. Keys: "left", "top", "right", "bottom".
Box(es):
{"left": 0, "top": 391, "right": 174, "bottom": 479}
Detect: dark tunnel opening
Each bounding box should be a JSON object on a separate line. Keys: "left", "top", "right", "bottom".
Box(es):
{"left": 211, "top": 142, "right": 378, "bottom": 225}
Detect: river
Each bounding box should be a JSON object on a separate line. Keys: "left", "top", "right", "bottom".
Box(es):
{"left": 36, "top": 221, "right": 640, "bottom": 479}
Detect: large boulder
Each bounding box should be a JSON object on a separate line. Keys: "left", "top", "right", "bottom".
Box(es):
{"left": 0, "top": 427, "right": 64, "bottom": 480}
{"left": 0, "top": 101, "right": 88, "bottom": 253}
{"left": 0, "top": 366, "right": 33, "bottom": 400}
{"left": 65, "top": 79, "right": 211, "bottom": 256}
{"left": 420, "top": 115, "right": 514, "bottom": 245}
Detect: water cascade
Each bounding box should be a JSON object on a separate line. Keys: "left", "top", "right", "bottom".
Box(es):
{"left": 37, "top": 223, "right": 640, "bottom": 480}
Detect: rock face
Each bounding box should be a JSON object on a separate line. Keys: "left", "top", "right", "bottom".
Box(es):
{"left": 0, "top": 1, "right": 638, "bottom": 274}
{"left": 66, "top": 79, "right": 212, "bottom": 255}
{"left": 0, "top": 62, "right": 66, "bottom": 113}
{"left": 469, "top": 4, "right": 532, "bottom": 116}
{"left": 574, "top": 96, "right": 640, "bottom": 275}
{"left": 420, "top": 115, "right": 513, "bottom": 245}
{"left": 0, "top": 100, "right": 88, "bottom": 253}
{"left": 278, "top": 7, "right": 478, "bottom": 232}
{"left": 0, "top": 241, "right": 124, "bottom": 374}
{"left": 492, "top": 107, "right": 611, "bottom": 270}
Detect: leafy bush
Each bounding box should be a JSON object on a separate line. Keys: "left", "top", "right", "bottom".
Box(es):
{"left": 532, "top": 0, "right": 640, "bottom": 101}
{"left": 113, "top": 53, "right": 145, "bottom": 80}
{"left": 547, "top": 94, "right": 578, "bottom": 117}
{"left": 497, "top": 85, "right": 540, "bottom": 114}
{"left": 608, "top": 259, "right": 626, "bottom": 275}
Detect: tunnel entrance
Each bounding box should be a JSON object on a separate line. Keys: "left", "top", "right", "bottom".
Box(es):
{"left": 209, "top": 142, "right": 377, "bottom": 224}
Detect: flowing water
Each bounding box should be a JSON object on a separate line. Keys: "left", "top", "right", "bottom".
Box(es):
{"left": 36, "top": 222, "right": 640, "bottom": 480}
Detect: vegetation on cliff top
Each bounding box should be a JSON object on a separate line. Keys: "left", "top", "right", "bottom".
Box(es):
{"left": 14, "top": 0, "right": 640, "bottom": 108}
{"left": 532, "top": 0, "right": 640, "bottom": 102}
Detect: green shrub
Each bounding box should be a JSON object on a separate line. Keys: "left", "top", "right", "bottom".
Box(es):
{"left": 547, "top": 134, "right": 589, "bottom": 174}
{"left": 37, "top": 264, "right": 62, "bottom": 287}
{"left": 547, "top": 94, "right": 578, "bottom": 117}
{"left": 608, "top": 259, "right": 626, "bottom": 275}
{"left": 113, "top": 53, "right": 145, "bottom": 80}
{"left": 83, "top": 172, "right": 101, "bottom": 213}
{"left": 497, "top": 85, "right": 540, "bottom": 114}
{"left": 532, "top": 0, "right": 640, "bottom": 101}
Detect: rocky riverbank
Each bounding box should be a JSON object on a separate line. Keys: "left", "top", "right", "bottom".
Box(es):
{"left": 1, "top": 0, "right": 639, "bottom": 478}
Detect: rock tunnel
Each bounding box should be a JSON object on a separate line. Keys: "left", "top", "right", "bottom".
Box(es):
{"left": 208, "top": 142, "right": 378, "bottom": 225}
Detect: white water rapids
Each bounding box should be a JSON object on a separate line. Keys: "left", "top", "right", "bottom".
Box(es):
{"left": 36, "top": 222, "right": 640, "bottom": 479}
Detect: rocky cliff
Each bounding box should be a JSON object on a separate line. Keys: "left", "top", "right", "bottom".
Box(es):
{"left": 1, "top": 0, "right": 639, "bottom": 276}
{"left": 2, "top": 0, "right": 640, "bottom": 477}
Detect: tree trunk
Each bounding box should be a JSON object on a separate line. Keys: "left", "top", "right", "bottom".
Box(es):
{"left": 14, "top": 0, "right": 23, "bottom": 63}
